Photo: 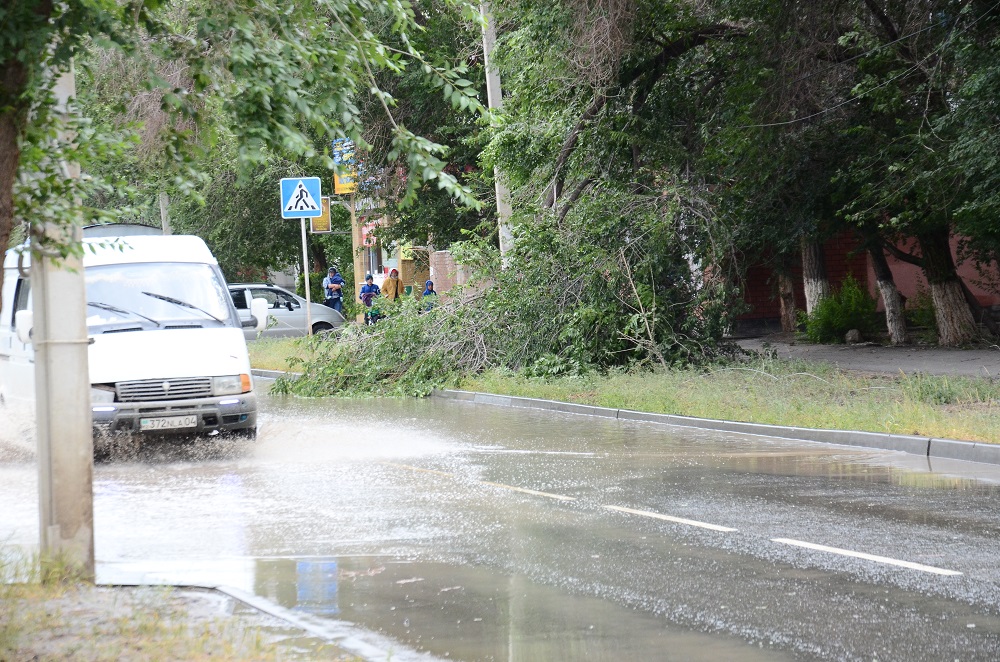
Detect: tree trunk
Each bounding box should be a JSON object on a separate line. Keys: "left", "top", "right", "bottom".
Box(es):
{"left": 777, "top": 272, "right": 797, "bottom": 332}
{"left": 917, "top": 230, "right": 979, "bottom": 346}
{"left": 309, "top": 239, "right": 327, "bottom": 274}
{"left": 868, "top": 244, "right": 907, "bottom": 344}
{"left": 960, "top": 279, "right": 1000, "bottom": 337}
{"left": 800, "top": 236, "right": 830, "bottom": 314}
{"left": 0, "top": 58, "right": 30, "bottom": 312}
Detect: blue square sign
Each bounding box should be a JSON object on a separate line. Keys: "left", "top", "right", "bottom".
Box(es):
{"left": 280, "top": 177, "right": 323, "bottom": 219}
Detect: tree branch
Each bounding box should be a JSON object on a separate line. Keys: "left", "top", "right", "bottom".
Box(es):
{"left": 542, "top": 23, "right": 744, "bottom": 210}
{"left": 543, "top": 92, "right": 606, "bottom": 209}
{"left": 557, "top": 177, "right": 596, "bottom": 224}
{"left": 882, "top": 241, "right": 924, "bottom": 268}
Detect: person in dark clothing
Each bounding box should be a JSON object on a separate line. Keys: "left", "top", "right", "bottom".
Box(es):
{"left": 359, "top": 273, "right": 381, "bottom": 324}
{"left": 421, "top": 279, "right": 437, "bottom": 311}
{"left": 322, "top": 267, "right": 345, "bottom": 313}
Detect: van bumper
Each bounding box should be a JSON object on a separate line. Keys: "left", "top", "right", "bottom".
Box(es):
{"left": 91, "top": 392, "right": 258, "bottom": 436}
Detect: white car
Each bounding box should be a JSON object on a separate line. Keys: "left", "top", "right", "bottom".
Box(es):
{"left": 229, "top": 283, "right": 345, "bottom": 340}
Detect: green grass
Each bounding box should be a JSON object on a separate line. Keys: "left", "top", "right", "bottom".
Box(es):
{"left": 458, "top": 358, "right": 1000, "bottom": 444}
{"left": 247, "top": 336, "right": 332, "bottom": 372}
{"left": 249, "top": 338, "right": 1000, "bottom": 443}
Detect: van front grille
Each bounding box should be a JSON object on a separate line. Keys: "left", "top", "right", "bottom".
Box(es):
{"left": 117, "top": 377, "right": 212, "bottom": 402}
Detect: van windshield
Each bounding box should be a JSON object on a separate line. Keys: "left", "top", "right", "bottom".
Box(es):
{"left": 85, "top": 262, "right": 235, "bottom": 331}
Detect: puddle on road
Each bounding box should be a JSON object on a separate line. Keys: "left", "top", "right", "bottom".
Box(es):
{"left": 250, "top": 555, "right": 793, "bottom": 662}
{"left": 100, "top": 554, "right": 794, "bottom": 661}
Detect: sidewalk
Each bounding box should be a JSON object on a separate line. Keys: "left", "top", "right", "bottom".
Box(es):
{"left": 734, "top": 333, "right": 1000, "bottom": 378}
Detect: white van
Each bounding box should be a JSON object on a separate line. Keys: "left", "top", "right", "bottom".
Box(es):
{"left": 0, "top": 232, "right": 268, "bottom": 440}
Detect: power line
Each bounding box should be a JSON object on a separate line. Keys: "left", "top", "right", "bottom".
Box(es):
{"left": 735, "top": 0, "right": 1000, "bottom": 130}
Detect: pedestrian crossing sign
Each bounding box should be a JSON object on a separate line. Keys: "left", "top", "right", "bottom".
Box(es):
{"left": 280, "top": 177, "right": 323, "bottom": 219}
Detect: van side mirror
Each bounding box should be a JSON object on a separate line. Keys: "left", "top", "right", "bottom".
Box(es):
{"left": 14, "top": 310, "right": 33, "bottom": 345}
{"left": 250, "top": 297, "right": 269, "bottom": 332}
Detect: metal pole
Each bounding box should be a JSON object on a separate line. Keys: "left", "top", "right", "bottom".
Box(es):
{"left": 300, "top": 218, "right": 312, "bottom": 335}
{"left": 481, "top": 2, "right": 514, "bottom": 257}
{"left": 34, "top": 62, "right": 94, "bottom": 580}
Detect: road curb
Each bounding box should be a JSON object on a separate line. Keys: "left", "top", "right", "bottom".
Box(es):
{"left": 431, "top": 389, "right": 998, "bottom": 467}
{"left": 252, "top": 369, "right": 292, "bottom": 380}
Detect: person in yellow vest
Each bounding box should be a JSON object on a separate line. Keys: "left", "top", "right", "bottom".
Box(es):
{"left": 382, "top": 268, "right": 402, "bottom": 301}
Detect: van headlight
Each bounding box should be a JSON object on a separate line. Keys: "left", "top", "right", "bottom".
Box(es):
{"left": 212, "top": 375, "right": 243, "bottom": 396}
{"left": 212, "top": 374, "right": 252, "bottom": 395}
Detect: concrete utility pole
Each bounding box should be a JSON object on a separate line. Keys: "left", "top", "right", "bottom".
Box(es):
{"left": 481, "top": 3, "right": 514, "bottom": 258}
{"left": 350, "top": 192, "right": 365, "bottom": 322}
{"left": 33, "top": 63, "right": 95, "bottom": 580}
{"left": 158, "top": 192, "right": 171, "bottom": 235}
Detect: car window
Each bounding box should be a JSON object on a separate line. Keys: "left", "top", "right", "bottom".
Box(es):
{"left": 275, "top": 289, "right": 300, "bottom": 307}
{"left": 229, "top": 288, "right": 248, "bottom": 309}
{"left": 249, "top": 288, "right": 279, "bottom": 306}
{"left": 11, "top": 277, "right": 30, "bottom": 328}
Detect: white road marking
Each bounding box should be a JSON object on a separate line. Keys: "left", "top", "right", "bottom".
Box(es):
{"left": 772, "top": 538, "right": 963, "bottom": 576}
{"left": 388, "top": 463, "right": 576, "bottom": 501}
{"left": 473, "top": 449, "right": 597, "bottom": 456}
{"left": 603, "top": 505, "right": 737, "bottom": 532}
{"left": 480, "top": 481, "right": 577, "bottom": 502}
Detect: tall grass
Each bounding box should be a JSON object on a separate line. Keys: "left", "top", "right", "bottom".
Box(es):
{"left": 459, "top": 357, "right": 1000, "bottom": 443}
{"left": 246, "top": 337, "right": 328, "bottom": 372}
{"left": 249, "top": 338, "right": 1000, "bottom": 443}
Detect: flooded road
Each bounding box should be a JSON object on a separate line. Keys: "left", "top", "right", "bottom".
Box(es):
{"left": 2, "top": 390, "right": 1000, "bottom": 660}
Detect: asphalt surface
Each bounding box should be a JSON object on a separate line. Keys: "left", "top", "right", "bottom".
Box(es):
{"left": 734, "top": 333, "right": 1000, "bottom": 378}
{"left": 4, "top": 394, "right": 998, "bottom": 661}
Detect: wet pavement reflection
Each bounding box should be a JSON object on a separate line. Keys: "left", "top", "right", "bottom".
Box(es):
{"left": 3, "top": 389, "right": 1000, "bottom": 660}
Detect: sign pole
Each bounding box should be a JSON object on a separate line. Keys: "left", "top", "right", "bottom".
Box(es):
{"left": 300, "top": 218, "right": 313, "bottom": 335}
{"left": 279, "top": 175, "right": 323, "bottom": 335}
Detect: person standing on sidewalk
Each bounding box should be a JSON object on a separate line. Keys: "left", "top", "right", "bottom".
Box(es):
{"left": 359, "top": 273, "right": 381, "bottom": 325}
{"left": 322, "top": 266, "right": 345, "bottom": 313}
{"left": 382, "top": 268, "right": 402, "bottom": 301}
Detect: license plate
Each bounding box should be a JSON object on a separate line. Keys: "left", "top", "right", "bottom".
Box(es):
{"left": 140, "top": 415, "right": 198, "bottom": 431}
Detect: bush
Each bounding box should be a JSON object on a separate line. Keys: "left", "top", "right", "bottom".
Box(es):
{"left": 274, "top": 187, "right": 743, "bottom": 396}
{"left": 272, "top": 296, "right": 456, "bottom": 397}
{"left": 802, "top": 275, "right": 879, "bottom": 343}
{"left": 296, "top": 271, "right": 326, "bottom": 303}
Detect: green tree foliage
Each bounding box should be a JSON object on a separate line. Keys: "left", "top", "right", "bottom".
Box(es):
{"left": 356, "top": 0, "right": 493, "bottom": 249}
{"left": 0, "top": 0, "right": 484, "bottom": 302}
{"left": 276, "top": 207, "right": 743, "bottom": 397}
{"left": 475, "top": 0, "right": 747, "bottom": 362}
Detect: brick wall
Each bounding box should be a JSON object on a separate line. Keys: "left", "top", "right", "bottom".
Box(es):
{"left": 429, "top": 250, "right": 471, "bottom": 295}
{"left": 737, "top": 233, "right": 867, "bottom": 321}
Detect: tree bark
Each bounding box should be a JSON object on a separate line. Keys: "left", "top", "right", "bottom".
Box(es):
{"left": 309, "top": 239, "right": 327, "bottom": 274}
{"left": 0, "top": 59, "right": 30, "bottom": 311}
{"left": 960, "top": 278, "right": 1000, "bottom": 337}
{"left": 777, "top": 272, "right": 797, "bottom": 332}
{"left": 917, "top": 229, "right": 979, "bottom": 346}
{"left": 868, "top": 244, "right": 907, "bottom": 344}
{"left": 800, "top": 236, "right": 830, "bottom": 314}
